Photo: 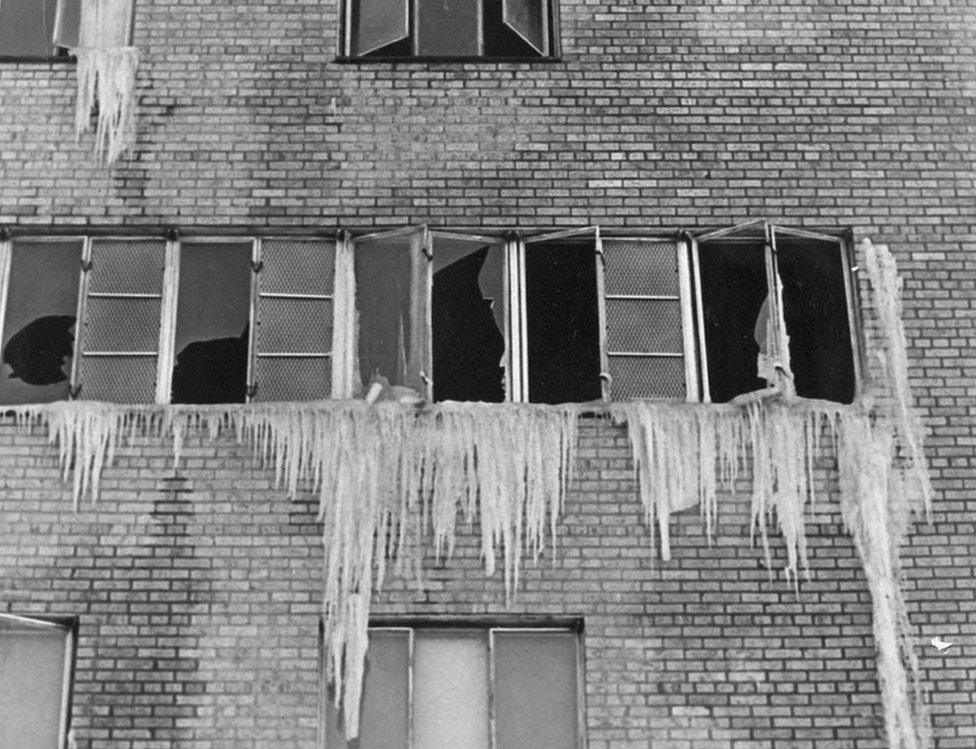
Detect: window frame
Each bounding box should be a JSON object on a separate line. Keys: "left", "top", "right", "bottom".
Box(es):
{"left": 325, "top": 618, "right": 586, "bottom": 749}
{"left": 0, "top": 613, "right": 77, "bottom": 749}
{"left": 337, "top": 0, "right": 562, "bottom": 62}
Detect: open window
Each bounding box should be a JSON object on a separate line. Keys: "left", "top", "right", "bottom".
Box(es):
{"left": 343, "top": 0, "right": 556, "bottom": 59}
{"left": 0, "top": 238, "right": 83, "bottom": 406}
{"left": 0, "top": 614, "right": 76, "bottom": 749}
{"left": 692, "top": 221, "right": 857, "bottom": 404}
{"left": 0, "top": 0, "right": 78, "bottom": 57}
{"left": 517, "top": 228, "right": 603, "bottom": 404}
{"left": 326, "top": 624, "right": 582, "bottom": 748}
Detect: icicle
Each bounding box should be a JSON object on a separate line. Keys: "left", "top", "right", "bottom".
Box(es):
{"left": 70, "top": 0, "right": 138, "bottom": 165}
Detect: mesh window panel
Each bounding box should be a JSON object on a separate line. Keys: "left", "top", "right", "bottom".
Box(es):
{"left": 88, "top": 240, "right": 166, "bottom": 294}
{"left": 260, "top": 240, "right": 334, "bottom": 295}
{"left": 253, "top": 357, "right": 331, "bottom": 402}
{"left": 609, "top": 355, "right": 686, "bottom": 400}
{"left": 79, "top": 356, "right": 157, "bottom": 403}
{"left": 256, "top": 298, "right": 332, "bottom": 354}
{"left": 606, "top": 298, "right": 683, "bottom": 353}
{"left": 83, "top": 297, "right": 161, "bottom": 352}
{"left": 603, "top": 239, "right": 679, "bottom": 296}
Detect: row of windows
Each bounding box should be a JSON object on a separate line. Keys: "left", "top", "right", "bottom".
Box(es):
{"left": 0, "top": 0, "right": 554, "bottom": 61}
{"left": 0, "top": 616, "right": 579, "bottom": 749}
{"left": 0, "top": 223, "right": 859, "bottom": 407}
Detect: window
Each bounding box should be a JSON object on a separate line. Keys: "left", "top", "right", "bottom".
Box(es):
{"left": 0, "top": 614, "right": 76, "bottom": 749}
{"left": 342, "top": 0, "right": 557, "bottom": 59}
{"left": 325, "top": 624, "right": 583, "bottom": 748}
{"left": 0, "top": 0, "right": 79, "bottom": 58}
{"left": 691, "top": 220, "right": 858, "bottom": 404}
{"left": 0, "top": 224, "right": 857, "bottom": 407}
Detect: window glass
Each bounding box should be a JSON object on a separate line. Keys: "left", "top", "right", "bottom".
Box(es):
{"left": 432, "top": 236, "right": 505, "bottom": 402}
{"left": 697, "top": 238, "right": 769, "bottom": 403}
{"left": 0, "top": 0, "right": 62, "bottom": 56}
{"left": 525, "top": 240, "right": 602, "bottom": 404}
{"left": 416, "top": 0, "right": 481, "bottom": 56}
{"left": 171, "top": 242, "right": 251, "bottom": 404}
{"left": 1, "top": 239, "right": 82, "bottom": 405}
{"left": 0, "top": 617, "right": 72, "bottom": 749}
{"left": 775, "top": 232, "right": 856, "bottom": 403}
{"left": 494, "top": 631, "right": 579, "bottom": 749}
{"left": 349, "top": 0, "right": 409, "bottom": 56}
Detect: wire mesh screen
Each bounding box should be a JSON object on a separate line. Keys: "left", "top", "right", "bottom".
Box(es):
{"left": 79, "top": 356, "right": 158, "bottom": 403}
{"left": 609, "top": 356, "right": 686, "bottom": 401}
{"left": 83, "top": 297, "right": 161, "bottom": 352}
{"left": 603, "top": 239, "right": 679, "bottom": 296}
{"left": 603, "top": 239, "right": 686, "bottom": 400}
{"left": 261, "top": 240, "right": 335, "bottom": 295}
{"left": 607, "top": 298, "right": 684, "bottom": 354}
{"left": 88, "top": 240, "right": 166, "bottom": 294}
{"left": 253, "top": 357, "right": 331, "bottom": 402}
{"left": 256, "top": 298, "right": 333, "bottom": 354}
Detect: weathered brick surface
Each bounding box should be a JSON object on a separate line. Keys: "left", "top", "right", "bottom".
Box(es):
{"left": 1, "top": 0, "right": 975, "bottom": 747}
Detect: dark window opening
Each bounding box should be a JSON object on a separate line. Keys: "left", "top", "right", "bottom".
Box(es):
{"left": 697, "top": 239, "right": 769, "bottom": 403}
{"left": 776, "top": 234, "right": 856, "bottom": 404}
{"left": 525, "top": 241, "right": 601, "bottom": 404}
{"left": 432, "top": 241, "right": 506, "bottom": 402}
{"left": 0, "top": 0, "right": 76, "bottom": 57}
{"left": 171, "top": 243, "right": 251, "bottom": 404}
{"left": 1, "top": 240, "right": 82, "bottom": 405}
{"left": 346, "top": 0, "right": 554, "bottom": 59}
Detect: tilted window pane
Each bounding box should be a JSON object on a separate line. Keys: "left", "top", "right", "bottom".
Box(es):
{"left": 775, "top": 233, "right": 856, "bottom": 404}
{"left": 432, "top": 236, "right": 505, "bottom": 402}
{"left": 350, "top": 0, "right": 409, "bottom": 55}
{"left": 525, "top": 240, "right": 602, "bottom": 404}
{"left": 0, "top": 0, "right": 60, "bottom": 56}
{"left": 79, "top": 240, "right": 165, "bottom": 403}
{"left": 502, "top": 0, "right": 547, "bottom": 54}
{"left": 354, "top": 231, "right": 428, "bottom": 397}
{"left": 494, "top": 631, "right": 579, "bottom": 749}
{"left": 0, "top": 619, "right": 71, "bottom": 749}
{"left": 414, "top": 631, "right": 489, "bottom": 749}
{"left": 171, "top": 242, "right": 251, "bottom": 404}
{"left": 1, "top": 240, "right": 82, "bottom": 405}
{"left": 52, "top": 0, "right": 81, "bottom": 48}
{"left": 416, "top": 0, "right": 481, "bottom": 56}
{"left": 697, "top": 239, "right": 769, "bottom": 403}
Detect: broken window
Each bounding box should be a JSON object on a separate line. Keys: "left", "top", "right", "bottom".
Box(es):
{"left": 521, "top": 229, "right": 603, "bottom": 404}
{"left": 0, "top": 0, "right": 76, "bottom": 57}
{"left": 0, "top": 614, "right": 75, "bottom": 749}
{"left": 0, "top": 238, "right": 83, "bottom": 406}
{"left": 77, "top": 239, "right": 166, "bottom": 403}
{"left": 344, "top": 0, "right": 555, "bottom": 58}
{"left": 251, "top": 239, "right": 335, "bottom": 402}
{"left": 693, "top": 221, "right": 858, "bottom": 404}
{"left": 326, "top": 625, "right": 581, "bottom": 749}
{"left": 170, "top": 241, "right": 252, "bottom": 404}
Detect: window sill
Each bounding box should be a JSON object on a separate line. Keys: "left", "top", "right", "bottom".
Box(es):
{"left": 0, "top": 55, "right": 74, "bottom": 65}
{"left": 334, "top": 55, "right": 562, "bottom": 65}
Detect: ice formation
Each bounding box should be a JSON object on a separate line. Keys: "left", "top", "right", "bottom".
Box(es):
{"left": 70, "top": 0, "right": 138, "bottom": 164}
{"left": 3, "top": 242, "right": 930, "bottom": 746}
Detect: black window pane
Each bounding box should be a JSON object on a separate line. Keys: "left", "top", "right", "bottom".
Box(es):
{"left": 525, "top": 240, "right": 601, "bottom": 404}
{"left": 171, "top": 243, "right": 251, "bottom": 404}
{"left": 776, "top": 234, "right": 856, "bottom": 404}
{"left": 416, "top": 0, "right": 481, "bottom": 56}
{"left": 351, "top": 0, "right": 409, "bottom": 56}
{"left": 0, "top": 0, "right": 59, "bottom": 56}
{"left": 698, "top": 239, "right": 769, "bottom": 403}
{"left": 432, "top": 238, "right": 505, "bottom": 402}
{"left": 1, "top": 240, "right": 82, "bottom": 405}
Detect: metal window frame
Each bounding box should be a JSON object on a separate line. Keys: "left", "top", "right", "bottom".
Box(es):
{"left": 345, "top": 0, "right": 410, "bottom": 56}
{"left": 352, "top": 622, "right": 584, "bottom": 749}
{"left": 0, "top": 613, "right": 77, "bottom": 749}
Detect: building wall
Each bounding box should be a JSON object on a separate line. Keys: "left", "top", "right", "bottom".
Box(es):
{"left": 1, "top": 0, "right": 975, "bottom": 747}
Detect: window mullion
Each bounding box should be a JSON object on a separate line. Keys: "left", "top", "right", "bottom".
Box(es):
{"left": 245, "top": 238, "right": 261, "bottom": 403}
{"left": 593, "top": 227, "right": 610, "bottom": 401}
{"left": 488, "top": 629, "right": 498, "bottom": 749}
{"left": 68, "top": 236, "right": 93, "bottom": 398}
{"left": 507, "top": 237, "right": 528, "bottom": 402}
{"left": 407, "top": 629, "right": 415, "bottom": 749}
{"left": 0, "top": 236, "right": 12, "bottom": 364}
{"left": 57, "top": 623, "right": 74, "bottom": 749}
{"left": 155, "top": 237, "right": 181, "bottom": 404}
{"left": 688, "top": 235, "right": 711, "bottom": 403}
{"left": 677, "top": 237, "right": 700, "bottom": 403}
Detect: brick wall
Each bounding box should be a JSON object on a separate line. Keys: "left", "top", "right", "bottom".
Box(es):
{"left": 1, "top": 0, "right": 974, "bottom": 747}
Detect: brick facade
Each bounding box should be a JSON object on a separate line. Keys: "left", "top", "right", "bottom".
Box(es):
{"left": 1, "top": 1, "right": 974, "bottom": 747}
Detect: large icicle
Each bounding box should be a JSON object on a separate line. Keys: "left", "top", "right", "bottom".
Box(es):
{"left": 70, "top": 0, "right": 138, "bottom": 165}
